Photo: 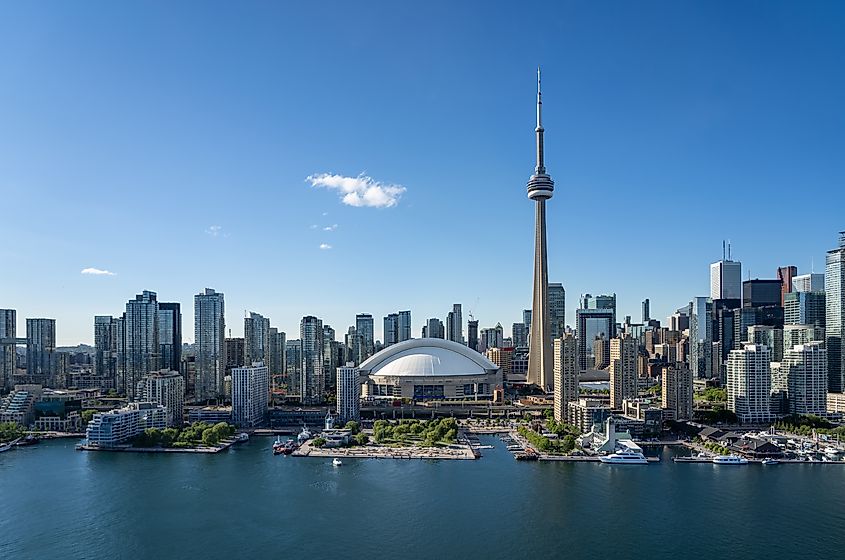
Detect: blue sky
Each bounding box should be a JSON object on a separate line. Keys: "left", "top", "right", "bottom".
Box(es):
{"left": 1, "top": 1, "right": 844, "bottom": 345}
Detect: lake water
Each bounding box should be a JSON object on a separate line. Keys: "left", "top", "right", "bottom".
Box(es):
{"left": 1, "top": 436, "right": 843, "bottom": 559}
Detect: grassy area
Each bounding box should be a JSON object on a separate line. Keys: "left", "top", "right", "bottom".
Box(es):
{"left": 131, "top": 421, "right": 236, "bottom": 448}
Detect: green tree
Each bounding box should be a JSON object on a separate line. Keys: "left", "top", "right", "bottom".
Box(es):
{"left": 354, "top": 432, "right": 369, "bottom": 445}
{"left": 344, "top": 421, "right": 360, "bottom": 434}
{"left": 81, "top": 409, "right": 98, "bottom": 425}
{"left": 312, "top": 437, "right": 326, "bottom": 448}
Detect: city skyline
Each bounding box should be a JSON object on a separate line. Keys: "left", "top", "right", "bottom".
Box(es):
{"left": 2, "top": 2, "right": 845, "bottom": 345}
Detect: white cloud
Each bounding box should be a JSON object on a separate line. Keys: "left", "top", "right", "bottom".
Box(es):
{"left": 206, "top": 225, "right": 224, "bottom": 237}
{"left": 307, "top": 173, "right": 406, "bottom": 208}
{"left": 81, "top": 267, "right": 116, "bottom": 276}
{"left": 323, "top": 224, "right": 338, "bottom": 231}
{"left": 322, "top": 212, "right": 329, "bottom": 216}
{"left": 319, "top": 243, "right": 332, "bottom": 250}
{"left": 310, "top": 224, "right": 318, "bottom": 229}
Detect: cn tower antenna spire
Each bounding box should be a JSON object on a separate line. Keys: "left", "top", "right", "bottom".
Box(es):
{"left": 535, "top": 66, "right": 545, "bottom": 174}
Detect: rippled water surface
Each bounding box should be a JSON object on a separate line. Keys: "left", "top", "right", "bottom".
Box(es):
{"left": 1, "top": 437, "right": 843, "bottom": 559}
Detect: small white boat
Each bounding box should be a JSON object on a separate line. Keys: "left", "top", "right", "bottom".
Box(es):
{"left": 762, "top": 458, "right": 779, "bottom": 465}
{"left": 236, "top": 433, "right": 249, "bottom": 442}
{"left": 332, "top": 458, "right": 343, "bottom": 467}
{"left": 0, "top": 438, "right": 20, "bottom": 453}
{"left": 712, "top": 454, "right": 748, "bottom": 465}
{"left": 599, "top": 449, "right": 648, "bottom": 464}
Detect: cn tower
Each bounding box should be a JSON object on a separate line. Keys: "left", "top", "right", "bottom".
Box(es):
{"left": 526, "top": 68, "right": 554, "bottom": 391}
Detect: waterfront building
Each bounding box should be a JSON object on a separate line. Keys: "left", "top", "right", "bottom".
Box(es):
{"left": 826, "top": 232, "right": 845, "bottom": 392}
{"left": 661, "top": 364, "right": 693, "bottom": 421}
{"left": 231, "top": 362, "right": 269, "bottom": 427}
{"left": 782, "top": 342, "right": 828, "bottom": 416}
{"left": 157, "top": 302, "right": 181, "bottom": 373}
{"left": 195, "top": 289, "right": 226, "bottom": 402}
{"left": 526, "top": 70, "right": 555, "bottom": 392}
{"left": 727, "top": 344, "right": 772, "bottom": 423}
{"left": 566, "top": 398, "right": 612, "bottom": 433}
{"left": 85, "top": 402, "right": 167, "bottom": 447}
{"left": 0, "top": 309, "right": 15, "bottom": 390}
{"left": 244, "top": 312, "right": 271, "bottom": 367}
{"left": 793, "top": 273, "right": 825, "bottom": 293}
{"left": 553, "top": 333, "right": 578, "bottom": 422}
{"left": 360, "top": 338, "right": 501, "bottom": 401}
{"left": 398, "top": 310, "right": 412, "bottom": 343}
{"left": 549, "top": 283, "right": 566, "bottom": 339}
{"left": 355, "top": 314, "right": 375, "bottom": 361}
{"left": 710, "top": 257, "right": 742, "bottom": 300}
{"left": 467, "top": 319, "right": 479, "bottom": 352}
{"left": 124, "top": 291, "right": 160, "bottom": 399}
{"left": 689, "top": 297, "right": 713, "bottom": 379}
{"left": 609, "top": 335, "right": 637, "bottom": 409}
{"left": 446, "top": 304, "right": 463, "bottom": 344}
{"left": 0, "top": 384, "right": 41, "bottom": 426}
{"left": 827, "top": 391, "right": 845, "bottom": 414}
{"left": 136, "top": 370, "right": 185, "bottom": 426}
{"left": 777, "top": 266, "right": 798, "bottom": 306}
{"left": 26, "top": 318, "right": 56, "bottom": 386}
{"left": 784, "top": 291, "right": 825, "bottom": 328}
{"left": 512, "top": 322, "right": 528, "bottom": 348}
{"left": 336, "top": 362, "right": 360, "bottom": 422}
{"left": 383, "top": 313, "right": 399, "bottom": 347}
{"left": 300, "top": 316, "right": 325, "bottom": 404}
{"left": 576, "top": 308, "right": 614, "bottom": 374}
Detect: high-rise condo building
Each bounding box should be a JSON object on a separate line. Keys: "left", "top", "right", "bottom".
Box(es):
{"left": 661, "top": 364, "right": 693, "bottom": 421}
{"left": 355, "top": 314, "right": 374, "bottom": 361}
{"left": 553, "top": 333, "right": 578, "bottom": 422}
{"left": 480, "top": 323, "right": 504, "bottom": 352}
{"left": 244, "top": 312, "right": 271, "bottom": 367}
{"left": 423, "top": 318, "right": 444, "bottom": 339}
{"left": 782, "top": 342, "right": 828, "bottom": 416}
{"left": 446, "top": 304, "right": 463, "bottom": 344}
{"left": 467, "top": 320, "right": 479, "bottom": 352}
{"left": 609, "top": 335, "right": 637, "bottom": 409}
{"left": 512, "top": 323, "right": 528, "bottom": 348}
{"left": 124, "top": 291, "right": 160, "bottom": 399}
{"left": 136, "top": 369, "right": 185, "bottom": 426}
{"left": 157, "top": 302, "right": 181, "bottom": 373}
{"left": 94, "top": 315, "right": 122, "bottom": 387}
{"left": 285, "top": 339, "right": 302, "bottom": 394}
{"left": 548, "top": 283, "right": 566, "bottom": 339}
{"left": 689, "top": 297, "right": 713, "bottom": 379}
{"left": 826, "top": 232, "right": 845, "bottom": 392}
{"left": 231, "top": 362, "right": 269, "bottom": 427}
{"left": 784, "top": 291, "right": 826, "bottom": 328}
{"left": 710, "top": 257, "right": 742, "bottom": 300}
{"left": 748, "top": 325, "right": 784, "bottom": 362}
{"left": 195, "top": 289, "right": 226, "bottom": 402}
{"left": 575, "top": 308, "right": 614, "bottom": 373}
{"left": 526, "top": 69, "right": 555, "bottom": 392}
{"left": 0, "top": 309, "right": 16, "bottom": 390}
{"left": 398, "top": 310, "right": 412, "bottom": 342}
{"left": 300, "top": 316, "right": 325, "bottom": 404}
{"left": 383, "top": 313, "right": 399, "bottom": 347}
{"left": 336, "top": 362, "right": 360, "bottom": 422}
{"left": 344, "top": 327, "right": 363, "bottom": 366}
{"left": 642, "top": 298, "right": 650, "bottom": 323}
{"left": 322, "top": 325, "right": 337, "bottom": 391}
{"left": 26, "top": 318, "right": 57, "bottom": 385}
{"left": 269, "top": 328, "right": 286, "bottom": 396}
{"left": 777, "top": 266, "right": 798, "bottom": 306}
{"left": 727, "top": 343, "right": 772, "bottom": 423}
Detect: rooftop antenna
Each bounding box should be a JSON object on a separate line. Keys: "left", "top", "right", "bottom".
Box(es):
{"left": 722, "top": 240, "right": 726, "bottom": 261}
{"left": 811, "top": 257, "right": 815, "bottom": 273}
{"left": 728, "top": 241, "right": 732, "bottom": 261}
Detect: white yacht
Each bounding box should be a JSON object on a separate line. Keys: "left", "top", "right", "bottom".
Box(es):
{"left": 712, "top": 454, "right": 748, "bottom": 465}
{"left": 599, "top": 449, "right": 648, "bottom": 464}
{"left": 236, "top": 433, "right": 249, "bottom": 443}
{"left": 332, "top": 458, "right": 343, "bottom": 467}
{"left": 762, "top": 458, "right": 779, "bottom": 465}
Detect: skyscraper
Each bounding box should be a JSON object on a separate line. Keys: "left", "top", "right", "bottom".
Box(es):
{"left": 467, "top": 319, "right": 479, "bottom": 352}
{"left": 553, "top": 333, "right": 577, "bottom": 422}
{"left": 0, "top": 309, "right": 16, "bottom": 390}
{"left": 285, "top": 339, "right": 303, "bottom": 394}
{"left": 231, "top": 362, "right": 269, "bottom": 427}
{"left": 269, "top": 328, "right": 286, "bottom": 395}
{"left": 423, "top": 318, "right": 444, "bottom": 339}
{"left": 26, "top": 318, "right": 56, "bottom": 384}
{"left": 826, "top": 232, "right": 845, "bottom": 392}
{"left": 710, "top": 256, "right": 742, "bottom": 300}
{"left": 548, "top": 283, "right": 566, "bottom": 339}
{"left": 689, "top": 297, "right": 713, "bottom": 379}
{"left": 383, "top": 313, "right": 399, "bottom": 346}
{"left": 136, "top": 370, "right": 185, "bottom": 427}
{"left": 575, "top": 307, "right": 614, "bottom": 373}
{"left": 446, "top": 304, "right": 463, "bottom": 344}
{"left": 512, "top": 322, "right": 528, "bottom": 348}
{"left": 355, "top": 314, "right": 374, "bottom": 361}
{"left": 661, "top": 364, "right": 693, "bottom": 421}
{"left": 244, "top": 312, "right": 271, "bottom": 367}
{"left": 194, "top": 289, "right": 226, "bottom": 402}
{"left": 782, "top": 342, "right": 827, "bottom": 416}
{"left": 609, "top": 335, "right": 637, "bottom": 409}
{"left": 322, "top": 325, "right": 337, "bottom": 390}
{"left": 336, "top": 362, "right": 360, "bottom": 422}
{"left": 784, "top": 291, "right": 826, "bottom": 328}
{"left": 777, "top": 265, "right": 798, "bottom": 306}
{"left": 642, "top": 298, "right": 650, "bottom": 323}
{"left": 157, "top": 302, "right": 181, "bottom": 373}
{"left": 527, "top": 68, "right": 555, "bottom": 391}
{"left": 793, "top": 273, "right": 825, "bottom": 293}
{"left": 94, "top": 315, "right": 122, "bottom": 386}
{"left": 300, "top": 316, "right": 324, "bottom": 405}
{"left": 398, "top": 310, "right": 412, "bottom": 342}
{"left": 124, "top": 291, "right": 160, "bottom": 399}
{"left": 727, "top": 343, "right": 772, "bottom": 423}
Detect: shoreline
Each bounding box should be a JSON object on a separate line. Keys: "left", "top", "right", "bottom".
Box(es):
{"left": 77, "top": 439, "right": 237, "bottom": 454}
{"left": 293, "top": 440, "right": 477, "bottom": 460}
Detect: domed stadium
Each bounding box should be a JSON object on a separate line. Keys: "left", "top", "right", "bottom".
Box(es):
{"left": 359, "top": 338, "right": 501, "bottom": 401}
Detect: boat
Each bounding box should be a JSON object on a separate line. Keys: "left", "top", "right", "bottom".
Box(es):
{"left": 15, "top": 435, "right": 40, "bottom": 447}
{"left": 332, "top": 458, "right": 343, "bottom": 467}
{"left": 712, "top": 454, "right": 749, "bottom": 465}
{"left": 762, "top": 458, "right": 779, "bottom": 465}
{"left": 236, "top": 433, "right": 249, "bottom": 443}
{"left": 599, "top": 449, "right": 649, "bottom": 464}
{"left": 272, "top": 437, "right": 285, "bottom": 455}
{"left": 0, "top": 438, "right": 21, "bottom": 453}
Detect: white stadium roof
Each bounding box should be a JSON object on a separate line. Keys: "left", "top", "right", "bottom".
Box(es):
{"left": 359, "top": 338, "right": 499, "bottom": 377}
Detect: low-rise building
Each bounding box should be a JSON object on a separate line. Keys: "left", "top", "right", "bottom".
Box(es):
{"left": 85, "top": 402, "right": 167, "bottom": 447}
{"left": 566, "top": 398, "right": 612, "bottom": 434}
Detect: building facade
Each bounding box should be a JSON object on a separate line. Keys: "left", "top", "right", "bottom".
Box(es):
{"left": 195, "top": 289, "right": 226, "bottom": 402}
{"left": 446, "top": 304, "right": 463, "bottom": 344}
{"left": 336, "top": 362, "right": 360, "bottom": 422}
{"left": 710, "top": 259, "right": 742, "bottom": 300}
{"left": 609, "top": 335, "right": 637, "bottom": 409}
{"left": 826, "top": 232, "right": 845, "bottom": 392}
{"left": 661, "top": 364, "right": 693, "bottom": 421}
{"left": 136, "top": 370, "right": 185, "bottom": 426}
{"left": 124, "top": 291, "right": 160, "bottom": 399}
{"left": 553, "top": 333, "right": 578, "bottom": 422}
{"left": 300, "top": 316, "right": 325, "bottom": 404}
{"left": 727, "top": 344, "right": 772, "bottom": 424}
{"left": 548, "top": 283, "right": 566, "bottom": 339}
{"left": 782, "top": 342, "right": 828, "bottom": 416}
{"left": 231, "top": 362, "right": 269, "bottom": 427}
